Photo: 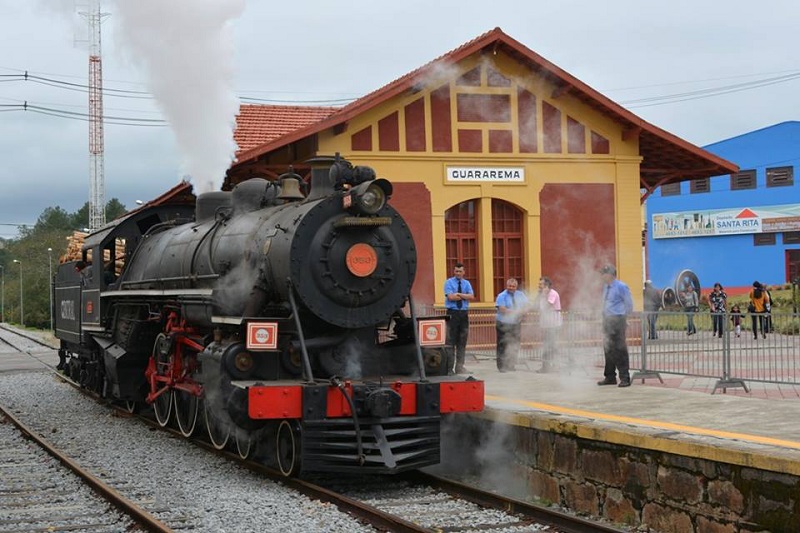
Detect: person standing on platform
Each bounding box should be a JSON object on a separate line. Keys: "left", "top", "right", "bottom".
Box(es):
{"left": 495, "top": 278, "right": 529, "bottom": 372}
{"left": 749, "top": 281, "right": 768, "bottom": 339}
{"left": 709, "top": 283, "right": 727, "bottom": 338}
{"left": 535, "top": 276, "right": 562, "bottom": 373}
{"left": 763, "top": 284, "right": 774, "bottom": 334}
{"left": 597, "top": 265, "right": 634, "bottom": 388}
{"left": 444, "top": 262, "right": 474, "bottom": 374}
{"left": 643, "top": 280, "right": 662, "bottom": 340}
{"left": 683, "top": 284, "right": 698, "bottom": 336}
{"left": 729, "top": 304, "right": 743, "bottom": 338}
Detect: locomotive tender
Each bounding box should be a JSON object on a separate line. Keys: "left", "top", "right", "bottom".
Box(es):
{"left": 54, "top": 156, "right": 484, "bottom": 476}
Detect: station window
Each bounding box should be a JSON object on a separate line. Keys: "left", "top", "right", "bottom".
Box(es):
{"left": 754, "top": 233, "right": 776, "bottom": 246}
{"left": 660, "top": 182, "right": 680, "bottom": 196}
{"left": 730, "top": 170, "right": 756, "bottom": 190}
{"left": 445, "top": 200, "right": 480, "bottom": 300}
{"left": 766, "top": 166, "right": 794, "bottom": 187}
{"left": 784, "top": 232, "right": 800, "bottom": 245}
{"left": 690, "top": 178, "right": 710, "bottom": 194}
{"left": 491, "top": 199, "right": 524, "bottom": 296}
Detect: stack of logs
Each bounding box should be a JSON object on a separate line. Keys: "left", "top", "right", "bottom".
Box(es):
{"left": 61, "top": 231, "right": 88, "bottom": 263}
{"left": 61, "top": 231, "right": 126, "bottom": 275}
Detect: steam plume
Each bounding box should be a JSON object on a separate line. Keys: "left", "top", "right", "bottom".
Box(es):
{"left": 111, "top": 0, "right": 244, "bottom": 193}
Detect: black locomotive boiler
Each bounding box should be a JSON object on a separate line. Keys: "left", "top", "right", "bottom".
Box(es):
{"left": 53, "top": 156, "right": 484, "bottom": 476}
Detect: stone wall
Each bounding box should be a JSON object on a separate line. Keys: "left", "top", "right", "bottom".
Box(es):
{"left": 437, "top": 415, "right": 800, "bottom": 532}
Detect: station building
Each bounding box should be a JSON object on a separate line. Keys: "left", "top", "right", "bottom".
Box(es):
{"left": 227, "top": 28, "right": 736, "bottom": 310}
{"left": 646, "top": 122, "right": 800, "bottom": 293}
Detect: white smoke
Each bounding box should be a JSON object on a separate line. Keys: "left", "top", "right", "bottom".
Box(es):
{"left": 110, "top": 0, "right": 244, "bottom": 193}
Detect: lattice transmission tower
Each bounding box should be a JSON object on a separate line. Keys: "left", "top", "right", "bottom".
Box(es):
{"left": 80, "top": 0, "right": 109, "bottom": 231}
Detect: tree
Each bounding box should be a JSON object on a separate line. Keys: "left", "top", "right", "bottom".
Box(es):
{"left": 35, "top": 206, "right": 74, "bottom": 232}
{"left": 105, "top": 198, "right": 128, "bottom": 221}
{"left": 72, "top": 203, "right": 89, "bottom": 230}
{"left": 1, "top": 198, "right": 129, "bottom": 329}
{"left": 71, "top": 198, "right": 128, "bottom": 230}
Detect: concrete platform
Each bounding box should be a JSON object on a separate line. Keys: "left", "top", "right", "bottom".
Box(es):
{"left": 462, "top": 354, "right": 800, "bottom": 474}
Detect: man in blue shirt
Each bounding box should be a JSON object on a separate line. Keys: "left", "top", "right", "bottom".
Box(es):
{"left": 444, "top": 263, "right": 475, "bottom": 374}
{"left": 598, "top": 265, "right": 634, "bottom": 387}
{"left": 495, "top": 278, "right": 530, "bottom": 372}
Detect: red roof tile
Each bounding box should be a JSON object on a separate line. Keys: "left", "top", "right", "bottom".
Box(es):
{"left": 234, "top": 104, "right": 339, "bottom": 157}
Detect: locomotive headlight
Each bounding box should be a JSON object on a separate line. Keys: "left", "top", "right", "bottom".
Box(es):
{"left": 360, "top": 188, "right": 383, "bottom": 212}
{"left": 352, "top": 178, "right": 392, "bottom": 215}
{"left": 233, "top": 350, "right": 255, "bottom": 374}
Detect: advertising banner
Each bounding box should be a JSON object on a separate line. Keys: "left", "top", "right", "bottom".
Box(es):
{"left": 652, "top": 204, "right": 800, "bottom": 239}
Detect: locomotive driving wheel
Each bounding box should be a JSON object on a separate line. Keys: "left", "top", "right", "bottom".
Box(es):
{"left": 174, "top": 390, "right": 199, "bottom": 437}
{"left": 151, "top": 333, "right": 174, "bottom": 427}
{"left": 204, "top": 401, "right": 230, "bottom": 450}
{"left": 234, "top": 430, "right": 252, "bottom": 459}
{"left": 276, "top": 420, "right": 301, "bottom": 477}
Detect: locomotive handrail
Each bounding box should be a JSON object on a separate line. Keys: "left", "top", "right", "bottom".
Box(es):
{"left": 287, "top": 278, "right": 314, "bottom": 383}
{"left": 190, "top": 216, "right": 225, "bottom": 280}
{"left": 408, "top": 294, "right": 428, "bottom": 382}
{"left": 119, "top": 273, "right": 220, "bottom": 289}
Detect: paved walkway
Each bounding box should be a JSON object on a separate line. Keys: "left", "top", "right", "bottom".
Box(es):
{"left": 462, "top": 354, "right": 800, "bottom": 468}
{"left": 467, "top": 345, "right": 800, "bottom": 400}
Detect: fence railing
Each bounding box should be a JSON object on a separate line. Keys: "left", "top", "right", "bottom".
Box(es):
{"left": 416, "top": 305, "right": 800, "bottom": 393}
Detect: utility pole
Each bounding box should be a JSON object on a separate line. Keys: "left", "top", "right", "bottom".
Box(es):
{"left": 48, "top": 248, "right": 53, "bottom": 331}
{"left": 81, "top": 0, "right": 109, "bottom": 231}
{"left": 12, "top": 260, "right": 22, "bottom": 327}
{"left": 0, "top": 265, "right": 4, "bottom": 323}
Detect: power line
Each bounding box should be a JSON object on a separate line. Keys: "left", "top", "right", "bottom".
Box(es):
{"left": 0, "top": 102, "right": 167, "bottom": 126}
{"left": 0, "top": 71, "right": 357, "bottom": 105}
{"left": 604, "top": 68, "right": 800, "bottom": 93}
{"left": 621, "top": 72, "right": 800, "bottom": 108}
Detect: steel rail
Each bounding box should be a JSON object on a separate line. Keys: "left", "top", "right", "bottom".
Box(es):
{"left": 409, "top": 471, "right": 626, "bottom": 533}
{"left": 0, "top": 404, "right": 173, "bottom": 533}
{"left": 134, "top": 412, "right": 430, "bottom": 533}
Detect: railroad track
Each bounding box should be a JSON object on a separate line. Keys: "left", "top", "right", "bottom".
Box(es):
{"left": 0, "top": 326, "right": 626, "bottom": 532}
{"left": 0, "top": 324, "right": 57, "bottom": 349}
{"left": 309, "top": 471, "right": 625, "bottom": 532}
{"left": 0, "top": 406, "right": 163, "bottom": 533}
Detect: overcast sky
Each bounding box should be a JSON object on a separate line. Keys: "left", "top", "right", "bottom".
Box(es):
{"left": 2, "top": 0, "right": 799, "bottom": 238}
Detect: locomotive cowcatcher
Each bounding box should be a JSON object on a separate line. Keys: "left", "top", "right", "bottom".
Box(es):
{"left": 53, "top": 156, "right": 484, "bottom": 476}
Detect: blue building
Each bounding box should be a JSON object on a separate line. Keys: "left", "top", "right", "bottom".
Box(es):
{"left": 646, "top": 121, "right": 800, "bottom": 293}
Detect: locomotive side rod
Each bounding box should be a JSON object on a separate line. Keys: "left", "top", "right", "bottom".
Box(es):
{"left": 287, "top": 278, "right": 315, "bottom": 383}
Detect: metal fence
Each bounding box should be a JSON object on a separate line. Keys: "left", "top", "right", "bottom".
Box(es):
{"left": 416, "top": 305, "right": 800, "bottom": 393}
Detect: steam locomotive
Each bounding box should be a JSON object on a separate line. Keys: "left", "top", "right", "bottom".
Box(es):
{"left": 53, "top": 156, "right": 484, "bottom": 476}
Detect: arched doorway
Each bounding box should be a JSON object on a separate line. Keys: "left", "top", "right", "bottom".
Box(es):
{"left": 492, "top": 199, "right": 524, "bottom": 296}
{"left": 445, "top": 200, "right": 480, "bottom": 300}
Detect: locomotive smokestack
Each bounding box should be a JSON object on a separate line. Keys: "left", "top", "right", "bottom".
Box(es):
{"left": 305, "top": 155, "right": 338, "bottom": 200}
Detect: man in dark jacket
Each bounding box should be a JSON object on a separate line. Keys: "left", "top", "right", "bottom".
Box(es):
{"left": 643, "top": 280, "right": 662, "bottom": 340}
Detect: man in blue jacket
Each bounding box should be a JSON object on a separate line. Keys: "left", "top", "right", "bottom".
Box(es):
{"left": 444, "top": 262, "right": 475, "bottom": 374}
{"left": 598, "top": 265, "right": 634, "bottom": 388}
